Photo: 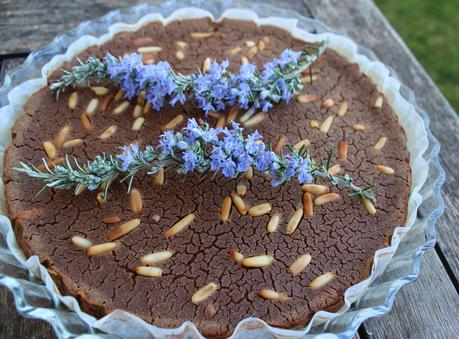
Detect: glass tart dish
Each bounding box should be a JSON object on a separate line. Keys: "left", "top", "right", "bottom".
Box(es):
{"left": 0, "top": 1, "right": 444, "bottom": 338}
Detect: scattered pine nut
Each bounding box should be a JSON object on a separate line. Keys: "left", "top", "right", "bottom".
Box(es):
{"left": 245, "top": 40, "right": 255, "bottom": 47}
{"left": 322, "top": 98, "right": 335, "bottom": 109}
{"left": 374, "top": 96, "right": 384, "bottom": 109}
{"left": 192, "top": 282, "right": 219, "bottom": 304}
{"left": 286, "top": 207, "right": 303, "bottom": 235}
{"left": 257, "top": 39, "right": 266, "bottom": 51}
{"left": 205, "top": 303, "right": 217, "bottom": 317}
{"left": 141, "top": 250, "right": 175, "bottom": 265}
{"left": 241, "top": 56, "right": 249, "bottom": 65}
{"left": 132, "top": 117, "right": 145, "bottom": 131}
{"left": 337, "top": 101, "right": 348, "bottom": 117}
{"left": 274, "top": 134, "right": 287, "bottom": 153}
{"left": 102, "top": 214, "right": 121, "bottom": 224}
{"left": 176, "top": 41, "right": 188, "bottom": 49}
{"left": 190, "top": 32, "right": 214, "bottom": 39}
{"left": 38, "top": 157, "right": 64, "bottom": 172}
{"left": 80, "top": 114, "right": 92, "bottom": 130}
{"left": 137, "top": 46, "right": 162, "bottom": 53}
{"left": 130, "top": 189, "right": 143, "bottom": 214}
{"left": 239, "top": 109, "right": 255, "bottom": 123}
{"left": 244, "top": 167, "right": 254, "bottom": 181}
{"left": 310, "top": 272, "right": 335, "bottom": 290}
{"left": 328, "top": 164, "right": 341, "bottom": 176}
{"left": 248, "top": 203, "right": 272, "bottom": 217}
{"left": 86, "top": 98, "right": 99, "bottom": 115}
{"left": 215, "top": 116, "right": 226, "bottom": 128}
{"left": 376, "top": 165, "right": 395, "bottom": 175}
{"left": 154, "top": 168, "right": 165, "bottom": 186}
{"left": 352, "top": 123, "right": 366, "bottom": 131}
{"left": 220, "top": 196, "right": 232, "bottom": 222}
{"left": 91, "top": 86, "right": 109, "bottom": 96}
{"left": 297, "top": 94, "right": 318, "bottom": 103}
{"left": 114, "top": 90, "right": 124, "bottom": 101}
{"left": 63, "top": 138, "right": 83, "bottom": 148}
{"left": 229, "top": 250, "right": 244, "bottom": 264}
{"left": 71, "top": 235, "right": 92, "bottom": 249}
{"left": 98, "top": 125, "right": 118, "bottom": 140}
{"left": 134, "top": 266, "right": 162, "bottom": 277}
{"left": 229, "top": 46, "right": 242, "bottom": 55}
{"left": 374, "top": 136, "right": 387, "bottom": 150}
{"left": 302, "top": 184, "right": 330, "bottom": 195}
{"left": 43, "top": 141, "right": 57, "bottom": 159}
{"left": 315, "top": 193, "right": 341, "bottom": 206}
{"left": 107, "top": 218, "right": 141, "bottom": 241}
{"left": 243, "top": 112, "right": 266, "bottom": 128}
{"left": 320, "top": 116, "right": 334, "bottom": 134}
{"left": 227, "top": 107, "right": 239, "bottom": 123}
{"left": 203, "top": 57, "right": 212, "bottom": 73}
{"left": 74, "top": 184, "right": 87, "bottom": 196}
{"left": 54, "top": 126, "right": 71, "bottom": 149}
{"left": 132, "top": 37, "right": 154, "bottom": 46}
{"left": 289, "top": 254, "right": 312, "bottom": 276}
{"left": 165, "top": 213, "right": 195, "bottom": 238}
{"left": 241, "top": 255, "right": 274, "bottom": 268}
{"left": 133, "top": 104, "right": 143, "bottom": 118}
{"left": 258, "top": 289, "right": 289, "bottom": 301}
{"left": 143, "top": 101, "right": 151, "bottom": 114}
{"left": 310, "top": 120, "right": 320, "bottom": 129}
{"left": 267, "top": 214, "right": 281, "bottom": 233}
{"left": 68, "top": 92, "right": 78, "bottom": 109}
{"left": 262, "top": 36, "right": 271, "bottom": 44}
{"left": 246, "top": 45, "right": 258, "bottom": 59}
{"left": 113, "top": 101, "right": 130, "bottom": 115}
{"left": 230, "top": 192, "right": 247, "bottom": 215}
{"left": 236, "top": 184, "right": 247, "bottom": 197}
{"left": 102, "top": 95, "right": 113, "bottom": 111}
{"left": 87, "top": 242, "right": 117, "bottom": 256}
{"left": 303, "top": 192, "right": 313, "bottom": 217}
{"left": 293, "top": 138, "right": 310, "bottom": 150}
{"left": 163, "top": 114, "right": 184, "bottom": 130}
{"left": 175, "top": 50, "right": 185, "bottom": 60}
{"left": 362, "top": 198, "right": 377, "bottom": 215}
{"left": 338, "top": 140, "right": 348, "bottom": 160}
{"left": 300, "top": 75, "right": 318, "bottom": 84}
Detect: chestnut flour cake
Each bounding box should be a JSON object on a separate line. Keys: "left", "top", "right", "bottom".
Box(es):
{"left": 3, "top": 18, "right": 410, "bottom": 337}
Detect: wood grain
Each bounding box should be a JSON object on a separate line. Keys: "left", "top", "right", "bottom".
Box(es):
{"left": 0, "top": 0, "right": 458, "bottom": 338}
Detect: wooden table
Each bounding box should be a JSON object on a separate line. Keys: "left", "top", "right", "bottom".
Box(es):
{"left": 1, "top": 0, "right": 458, "bottom": 338}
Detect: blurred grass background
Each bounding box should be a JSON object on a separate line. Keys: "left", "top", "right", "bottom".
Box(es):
{"left": 375, "top": 0, "right": 459, "bottom": 112}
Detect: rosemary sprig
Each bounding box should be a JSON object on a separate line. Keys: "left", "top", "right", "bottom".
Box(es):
{"left": 14, "top": 119, "right": 375, "bottom": 203}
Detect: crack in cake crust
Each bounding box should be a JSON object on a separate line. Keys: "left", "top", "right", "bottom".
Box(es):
{"left": 3, "top": 18, "right": 410, "bottom": 337}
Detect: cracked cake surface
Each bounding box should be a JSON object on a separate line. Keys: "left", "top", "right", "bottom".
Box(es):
{"left": 3, "top": 18, "right": 410, "bottom": 337}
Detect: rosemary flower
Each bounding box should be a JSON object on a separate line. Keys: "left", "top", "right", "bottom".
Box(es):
{"left": 15, "top": 118, "right": 375, "bottom": 203}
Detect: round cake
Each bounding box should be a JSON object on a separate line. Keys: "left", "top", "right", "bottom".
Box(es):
{"left": 3, "top": 17, "right": 410, "bottom": 337}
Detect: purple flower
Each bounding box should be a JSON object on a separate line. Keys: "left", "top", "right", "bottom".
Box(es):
{"left": 278, "top": 49, "right": 302, "bottom": 66}
{"left": 182, "top": 149, "right": 198, "bottom": 172}
{"left": 210, "top": 146, "right": 226, "bottom": 171}
{"left": 140, "top": 61, "right": 177, "bottom": 110}
{"left": 158, "top": 131, "right": 177, "bottom": 155}
{"left": 118, "top": 144, "right": 139, "bottom": 170}
{"left": 236, "top": 152, "right": 254, "bottom": 172}
{"left": 256, "top": 151, "right": 277, "bottom": 172}
{"left": 221, "top": 157, "right": 236, "bottom": 177}
{"left": 297, "top": 157, "right": 313, "bottom": 183}
{"left": 105, "top": 53, "right": 143, "bottom": 99}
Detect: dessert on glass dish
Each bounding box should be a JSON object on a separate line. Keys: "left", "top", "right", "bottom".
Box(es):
{"left": 0, "top": 4, "right": 432, "bottom": 339}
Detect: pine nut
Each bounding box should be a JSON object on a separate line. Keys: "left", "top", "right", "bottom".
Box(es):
{"left": 258, "top": 289, "right": 289, "bottom": 301}
{"left": 141, "top": 250, "right": 174, "bottom": 265}
{"left": 257, "top": 39, "right": 266, "bottom": 51}
{"left": 175, "top": 50, "right": 185, "bottom": 60}
{"left": 229, "top": 250, "right": 244, "bottom": 264}
{"left": 315, "top": 193, "right": 341, "bottom": 206}
{"left": 352, "top": 123, "right": 366, "bottom": 131}
{"left": 113, "top": 101, "right": 130, "bottom": 115}
{"left": 86, "top": 98, "right": 99, "bottom": 115}
{"left": 190, "top": 32, "right": 214, "bottom": 39}
{"left": 310, "top": 272, "right": 335, "bottom": 290}
{"left": 267, "top": 214, "right": 281, "bottom": 233}
{"left": 300, "top": 75, "right": 318, "bottom": 84}
{"left": 244, "top": 167, "right": 254, "bottom": 180}
{"left": 163, "top": 114, "right": 184, "bottom": 130}
{"left": 230, "top": 192, "right": 247, "bottom": 215}
{"left": 134, "top": 266, "right": 162, "bottom": 277}
{"left": 176, "top": 41, "right": 188, "bottom": 49}
{"left": 301, "top": 184, "right": 329, "bottom": 195}
{"left": 374, "top": 137, "right": 387, "bottom": 150}
{"left": 71, "top": 235, "right": 92, "bottom": 249}
{"left": 274, "top": 134, "right": 287, "bottom": 153}
{"left": 164, "top": 213, "right": 194, "bottom": 238}
{"left": 322, "top": 98, "right": 335, "bottom": 109}
{"left": 63, "top": 139, "right": 83, "bottom": 148}
{"left": 243, "top": 112, "right": 266, "bottom": 128}
{"left": 320, "top": 116, "right": 334, "bottom": 134}
{"left": 220, "top": 196, "right": 232, "bottom": 222}
{"left": 203, "top": 57, "right": 212, "bottom": 73}
{"left": 38, "top": 157, "right": 64, "bottom": 172}
{"left": 227, "top": 107, "right": 239, "bottom": 123}
{"left": 241, "top": 56, "right": 249, "bottom": 65}
{"left": 215, "top": 116, "right": 226, "bottom": 128}
{"left": 91, "top": 86, "right": 109, "bottom": 96}
{"left": 98, "top": 125, "right": 118, "bottom": 140}
{"left": 229, "top": 46, "right": 242, "bottom": 55}
{"left": 87, "top": 242, "right": 117, "bottom": 256}
{"left": 54, "top": 126, "right": 71, "bottom": 149}
{"left": 130, "top": 189, "right": 143, "bottom": 214}
{"left": 114, "top": 90, "right": 124, "bottom": 101}
{"left": 154, "top": 168, "right": 165, "bottom": 185}
{"left": 96, "top": 192, "right": 106, "bottom": 205}
{"left": 137, "top": 46, "right": 162, "bottom": 53}
{"left": 102, "top": 214, "right": 121, "bottom": 224}
{"left": 74, "top": 184, "right": 87, "bottom": 196}
{"left": 376, "top": 165, "right": 395, "bottom": 175}
{"left": 245, "top": 40, "right": 256, "bottom": 47}
{"left": 133, "top": 104, "right": 143, "bottom": 118}
{"left": 241, "top": 255, "right": 274, "bottom": 268}
{"left": 248, "top": 203, "right": 272, "bottom": 217}
{"left": 43, "top": 141, "right": 57, "bottom": 159}
{"left": 338, "top": 140, "right": 348, "bottom": 160}
{"left": 107, "top": 219, "right": 141, "bottom": 241}
{"left": 362, "top": 198, "right": 377, "bottom": 215}
{"left": 132, "top": 117, "right": 145, "bottom": 131}
{"left": 286, "top": 207, "right": 303, "bottom": 235}
{"left": 338, "top": 101, "right": 348, "bottom": 117}
{"left": 310, "top": 120, "right": 320, "bottom": 129}
{"left": 80, "top": 114, "right": 92, "bottom": 130}
{"left": 143, "top": 101, "right": 151, "bottom": 114}
{"left": 374, "top": 96, "right": 383, "bottom": 109}
{"left": 303, "top": 192, "right": 313, "bottom": 217}
{"left": 246, "top": 45, "right": 258, "bottom": 59}
{"left": 192, "top": 282, "right": 219, "bottom": 304}
{"left": 297, "top": 94, "right": 318, "bottom": 103}
{"left": 328, "top": 164, "right": 341, "bottom": 176}
{"left": 68, "top": 92, "right": 78, "bottom": 109}
{"left": 289, "top": 254, "right": 312, "bottom": 276}
{"left": 293, "top": 138, "right": 310, "bottom": 150}
{"left": 236, "top": 184, "right": 247, "bottom": 197}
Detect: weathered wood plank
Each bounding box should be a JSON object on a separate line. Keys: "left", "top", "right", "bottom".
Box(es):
{"left": 305, "top": 0, "right": 459, "bottom": 281}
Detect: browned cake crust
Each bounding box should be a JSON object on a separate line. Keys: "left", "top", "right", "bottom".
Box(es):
{"left": 3, "top": 18, "right": 410, "bottom": 337}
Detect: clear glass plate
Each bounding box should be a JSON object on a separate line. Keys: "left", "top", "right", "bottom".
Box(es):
{"left": 0, "top": 1, "right": 445, "bottom": 338}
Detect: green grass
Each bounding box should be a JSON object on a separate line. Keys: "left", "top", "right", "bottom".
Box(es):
{"left": 374, "top": 0, "right": 459, "bottom": 112}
